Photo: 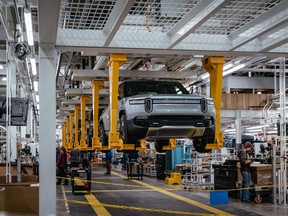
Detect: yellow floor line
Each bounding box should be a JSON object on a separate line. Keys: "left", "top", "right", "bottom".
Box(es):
{"left": 74, "top": 178, "right": 111, "bottom": 216}
{"left": 65, "top": 188, "right": 180, "bottom": 193}
{"left": 112, "top": 172, "right": 233, "bottom": 216}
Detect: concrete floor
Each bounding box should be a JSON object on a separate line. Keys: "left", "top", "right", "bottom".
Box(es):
{"left": 55, "top": 166, "right": 288, "bottom": 216}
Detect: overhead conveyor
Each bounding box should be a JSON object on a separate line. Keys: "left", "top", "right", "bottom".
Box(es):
{"left": 202, "top": 56, "right": 225, "bottom": 150}
{"left": 107, "top": 53, "right": 175, "bottom": 151}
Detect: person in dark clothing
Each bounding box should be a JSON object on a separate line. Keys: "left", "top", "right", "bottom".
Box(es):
{"left": 238, "top": 141, "right": 253, "bottom": 203}
{"left": 57, "top": 146, "right": 68, "bottom": 185}
{"left": 105, "top": 150, "right": 113, "bottom": 175}
{"left": 70, "top": 147, "right": 81, "bottom": 168}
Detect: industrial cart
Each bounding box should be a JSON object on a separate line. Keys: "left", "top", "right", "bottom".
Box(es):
{"left": 127, "top": 162, "right": 143, "bottom": 180}
{"left": 71, "top": 167, "right": 92, "bottom": 194}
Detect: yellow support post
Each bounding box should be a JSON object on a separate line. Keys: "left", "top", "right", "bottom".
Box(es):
{"left": 135, "top": 140, "right": 147, "bottom": 151}
{"left": 202, "top": 56, "right": 225, "bottom": 149}
{"left": 107, "top": 53, "right": 127, "bottom": 149}
{"left": 68, "top": 111, "right": 74, "bottom": 150}
{"left": 91, "top": 80, "right": 105, "bottom": 150}
{"left": 163, "top": 138, "right": 177, "bottom": 151}
{"left": 80, "top": 95, "right": 90, "bottom": 150}
{"left": 74, "top": 105, "right": 80, "bottom": 149}
{"left": 66, "top": 116, "right": 70, "bottom": 150}
{"left": 62, "top": 122, "right": 67, "bottom": 149}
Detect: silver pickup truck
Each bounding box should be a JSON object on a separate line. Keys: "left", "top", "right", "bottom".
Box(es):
{"left": 99, "top": 80, "right": 215, "bottom": 152}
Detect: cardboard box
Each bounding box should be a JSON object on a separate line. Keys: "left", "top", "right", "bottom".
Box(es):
{"left": 0, "top": 183, "right": 39, "bottom": 214}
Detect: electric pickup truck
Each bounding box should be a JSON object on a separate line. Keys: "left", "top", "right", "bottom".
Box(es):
{"left": 99, "top": 80, "right": 216, "bottom": 152}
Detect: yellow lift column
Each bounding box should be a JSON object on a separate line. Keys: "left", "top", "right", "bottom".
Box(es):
{"left": 74, "top": 105, "right": 80, "bottom": 149}
{"left": 80, "top": 95, "right": 90, "bottom": 150}
{"left": 66, "top": 116, "right": 70, "bottom": 150}
{"left": 68, "top": 111, "right": 74, "bottom": 150}
{"left": 62, "top": 122, "right": 67, "bottom": 149}
{"left": 202, "top": 56, "right": 225, "bottom": 149}
{"left": 91, "top": 80, "right": 105, "bottom": 151}
{"left": 107, "top": 53, "right": 133, "bottom": 150}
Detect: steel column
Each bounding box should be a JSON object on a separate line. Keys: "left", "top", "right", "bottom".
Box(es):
{"left": 91, "top": 80, "right": 104, "bottom": 150}
{"left": 202, "top": 56, "right": 225, "bottom": 149}
{"left": 39, "top": 47, "right": 56, "bottom": 216}
{"left": 279, "top": 57, "right": 287, "bottom": 205}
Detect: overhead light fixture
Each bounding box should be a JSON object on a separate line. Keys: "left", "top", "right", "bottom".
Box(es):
{"left": 33, "top": 81, "right": 38, "bottom": 91}
{"left": 247, "top": 129, "right": 262, "bottom": 133}
{"left": 0, "top": 65, "right": 3, "bottom": 69}
{"left": 2, "top": 77, "right": 6, "bottom": 81}
{"left": 24, "top": 7, "right": 34, "bottom": 46}
{"left": 35, "top": 95, "right": 39, "bottom": 102}
{"left": 199, "top": 73, "right": 210, "bottom": 80}
{"left": 37, "top": 104, "right": 39, "bottom": 110}
{"left": 223, "top": 62, "right": 234, "bottom": 70}
{"left": 154, "top": 65, "right": 165, "bottom": 71}
{"left": 224, "top": 129, "right": 236, "bottom": 132}
{"left": 247, "top": 125, "right": 269, "bottom": 130}
{"left": 30, "top": 58, "right": 37, "bottom": 75}
{"left": 223, "top": 64, "right": 245, "bottom": 76}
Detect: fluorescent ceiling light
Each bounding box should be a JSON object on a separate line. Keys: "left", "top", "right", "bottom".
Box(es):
{"left": 37, "top": 104, "right": 39, "bottom": 110}
{"left": 224, "top": 129, "right": 236, "bottom": 132}
{"left": 247, "top": 129, "right": 262, "bottom": 132}
{"left": 36, "top": 95, "right": 39, "bottom": 102}
{"left": 0, "top": 65, "right": 3, "bottom": 69}
{"left": 223, "top": 62, "right": 234, "bottom": 70}
{"left": 223, "top": 64, "right": 245, "bottom": 76}
{"left": 2, "top": 77, "right": 6, "bottom": 81}
{"left": 33, "top": 81, "right": 38, "bottom": 91}
{"left": 0, "top": 125, "right": 7, "bottom": 131}
{"left": 199, "top": 73, "right": 210, "bottom": 80}
{"left": 24, "top": 8, "right": 34, "bottom": 46}
{"left": 30, "top": 58, "right": 37, "bottom": 75}
{"left": 247, "top": 125, "right": 269, "bottom": 130}
{"left": 154, "top": 65, "right": 165, "bottom": 71}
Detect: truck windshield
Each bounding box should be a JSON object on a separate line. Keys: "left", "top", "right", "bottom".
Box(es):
{"left": 125, "top": 81, "right": 189, "bottom": 96}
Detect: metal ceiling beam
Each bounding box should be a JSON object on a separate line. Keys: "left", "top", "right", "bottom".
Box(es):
{"left": 221, "top": 110, "right": 263, "bottom": 119}
{"left": 92, "top": 56, "right": 107, "bottom": 70}
{"left": 167, "top": 0, "right": 212, "bottom": 36}
{"left": 235, "top": 68, "right": 287, "bottom": 73}
{"left": 71, "top": 69, "right": 196, "bottom": 81}
{"left": 230, "top": 10, "right": 288, "bottom": 50}
{"left": 168, "top": 0, "right": 231, "bottom": 49}
{"left": 229, "top": 1, "right": 288, "bottom": 40}
{"left": 261, "top": 37, "right": 288, "bottom": 52}
{"left": 38, "top": 0, "right": 60, "bottom": 45}
{"left": 65, "top": 88, "right": 109, "bottom": 96}
{"left": 102, "top": 0, "right": 135, "bottom": 47}
{"left": 57, "top": 45, "right": 288, "bottom": 58}
{"left": 61, "top": 98, "right": 109, "bottom": 106}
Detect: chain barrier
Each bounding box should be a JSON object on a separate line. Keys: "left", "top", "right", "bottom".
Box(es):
{"left": 64, "top": 198, "right": 215, "bottom": 216}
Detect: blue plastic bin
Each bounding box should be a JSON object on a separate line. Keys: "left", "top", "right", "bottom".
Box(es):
{"left": 210, "top": 191, "right": 228, "bottom": 205}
